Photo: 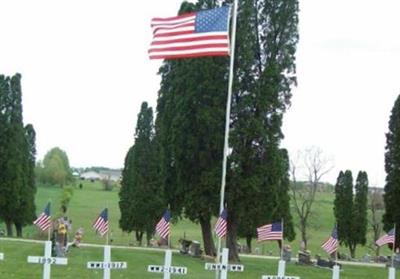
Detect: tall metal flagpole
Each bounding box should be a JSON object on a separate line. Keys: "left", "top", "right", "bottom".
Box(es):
{"left": 216, "top": 0, "right": 239, "bottom": 278}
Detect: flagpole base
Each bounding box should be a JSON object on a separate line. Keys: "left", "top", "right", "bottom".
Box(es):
{"left": 277, "top": 260, "right": 286, "bottom": 277}
{"left": 388, "top": 267, "right": 396, "bottom": 279}
{"left": 332, "top": 264, "right": 340, "bottom": 279}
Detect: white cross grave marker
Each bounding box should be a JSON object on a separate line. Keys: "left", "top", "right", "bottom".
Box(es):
{"left": 388, "top": 267, "right": 396, "bottom": 279}
{"left": 147, "top": 249, "right": 188, "bottom": 279}
{"left": 204, "top": 248, "right": 244, "bottom": 279}
{"left": 262, "top": 276, "right": 300, "bottom": 279}
{"left": 261, "top": 259, "right": 300, "bottom": 279}
{"left": 332, "top": 264, "right": 340, "bottom": 279}
{"left": 27, "top": 240, "right": 68, "bottom": 279}
{"left": 277, "top": 260, "right": 286, "bottom": 277}
{"left": 87, "top": 245, "right": 127, "bottom": 279}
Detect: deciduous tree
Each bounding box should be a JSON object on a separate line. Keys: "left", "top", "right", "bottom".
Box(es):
{"left": 289, "top": 147, "right": 333, "bottom": 250}
{"left": 37, "top": 147, "right": 73, "bottom": 187}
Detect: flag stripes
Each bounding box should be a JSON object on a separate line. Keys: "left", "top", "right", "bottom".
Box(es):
{"left": 321, "top": 227, "right": 339, "bottom": 254}
{"left": 33, "top": 203, "right": 51, "bottom": 231}
{"left": 149, "top": 6, "right": 230, "bottom": 59}
{"left": 215, "top": 209, "right": 228, "bottom": 238}
{"left": 376, "top": 228, "right": 395, "bottom": 246}
{"left": 92, "top": 208, "right": 109, "bottom": 236}
{"left": 156, "top": 210, "right": 171, "bottom": 239}
{"left": 257, "top": 223, "right": 283, "bottom": 241}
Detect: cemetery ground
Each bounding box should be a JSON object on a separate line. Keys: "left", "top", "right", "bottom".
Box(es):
{"left": 0, "top": 181, "right": 395, "bottom": 278}
{"left": 0, "top": 240, "right": 389, "bottom": 278}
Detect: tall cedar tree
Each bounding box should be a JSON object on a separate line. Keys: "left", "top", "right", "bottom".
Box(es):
{"left": 383, "top": 94, "right": 400, "bottom": 249}
{"left": 0, "top": 76, "right": 8, "bottom": 229}
{"left": 0, "top": 74, "right": 36, "bottom": 236}
{"left": 227, "top": 0, "right": 298, "bottom": 260}
{"left": 334, "top": 170, "right": 368, "bottom": 258}
{"left": 334, "top": 171, "right": 353, "bottom": 255}
{"left": 155, "top": 1, "right": 228, "bottom": 256}
{"left": 14, "top": 124, "right": 37, "bottom": 236}
{"left": 119, "top": 102, "right": 164, "bottom": 245}
{"left": 353, "top": 171, "right": 368, "bottom": 247}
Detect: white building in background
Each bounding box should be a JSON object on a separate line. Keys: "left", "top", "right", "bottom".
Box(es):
{"left": 79, "top": 171, "right": 101, "bottom": 181}
{"left": 98, "top": 170, "right": 121, "bottom": 182}
{"left": 79, "top": 170, "right": 121, "bottom": 182}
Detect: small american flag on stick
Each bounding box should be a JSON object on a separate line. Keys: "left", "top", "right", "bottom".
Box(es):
{"left": 321, "top": 227, "right": 339, "bottom": 254}
{"left": 257, "top": 222, "right": 283, "bottom": 241}
{"left": 92, "top": 208, "right": 109, "bottom": 236}
{"left": 156, "top": 209, "right": 171, "bottom": 239}
{"left": 376, "top": 228, "right": 395, "bottom": 247}
{"left": 215, "top": 208, "right": 228, "bottom": 238}
{"left": 33, "top": 202, "right": 51, "bottom": 231}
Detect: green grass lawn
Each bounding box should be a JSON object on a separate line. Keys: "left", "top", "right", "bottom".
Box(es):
{"left": 13, "top": 181, "right": 395, "bottom": 258}
{"left": 0, "top": 239, "right": 393, "bottom": 278}
{"left": 0, "top": 181, "right": 396, "bottom": 278}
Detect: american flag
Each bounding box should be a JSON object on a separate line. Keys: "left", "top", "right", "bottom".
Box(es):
{"left": 156, "top": 210, "right": 171, "bottom": 239}
{"left": 92, "top": 208, "right": 109, "bottom": 236}
{"left": 321, "top": 227, "right": 339, "bottom": 254}
{"left": 257, "top": 222, "right": 283, "bottom": 241}
{"left": 149, "top": 6, "right": 230, "bottom": 59}
{"left": 376, "top": 228, "right": 395, "bottom": 247}
{"left": 33, "top": 202, "right": 51, "bottom": 231}
{"left": 215, "top": 209, "right": 228, "bottom": 238}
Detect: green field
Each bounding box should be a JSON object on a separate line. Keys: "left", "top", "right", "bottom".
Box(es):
{"left": 0, "top": 181, "right": 396, "bottom": 278}
{"left": 25, "top": 181, "right": 393, "bottom": 258}
{"left": 0, "top": 240, "right": 392, "bottom": 278}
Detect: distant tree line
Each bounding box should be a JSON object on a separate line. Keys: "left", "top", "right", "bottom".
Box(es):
{"left": 0, "top": 73, "right": 36, "bottom": 237}
{"left": 119, "top": 0, "right": 299, "bottom": 261}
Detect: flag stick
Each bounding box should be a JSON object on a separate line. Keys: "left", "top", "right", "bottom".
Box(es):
{"left": 47, "top": 200, "right": 52, "bottom": 241}
{"left": 168, "top": 204, "right": 171, "bottom": 249}
{"left": 281, "top": 219, "right": 284, "bottom": 260}
{"left": 392, "top": 224, "right": 396, "bottom": 268}
{"left": 216, "top": 1, "right": 238, "bottom": 278}
{"left": 106, "top": 204, "right": 109, "bottom": 246}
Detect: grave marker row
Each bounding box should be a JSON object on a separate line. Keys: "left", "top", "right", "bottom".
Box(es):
{"left": 3, "top": 241, "right": 395, "bottom": 279}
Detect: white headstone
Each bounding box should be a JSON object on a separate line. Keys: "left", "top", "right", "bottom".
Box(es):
{"left": 147, "top": 249, "right": 187, "bottom": 279}
{"left": 0, "top": 253, "right": 3, "bottom": 260}
{"left": 27, "top": 240, "right": 68, "bottom": 279}
{"left": 86, "top": 245, "right": 127, "bottom": 279}
{"left": 388, "top": 267, "right": 396, "bottom": 279}
{"left": 332, "top": 264, "right": 340, "bottom": 279}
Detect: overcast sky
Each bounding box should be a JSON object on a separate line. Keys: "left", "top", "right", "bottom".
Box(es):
{"left": 1, "top": 0, "right": 399, "bottom": 186}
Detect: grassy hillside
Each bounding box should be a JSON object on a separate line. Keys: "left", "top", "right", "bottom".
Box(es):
{"left": 3, "top": 181, "right": 394, "bottom": 259}
{"left": 0, "top": 181, "right": 395, "bottom": 278}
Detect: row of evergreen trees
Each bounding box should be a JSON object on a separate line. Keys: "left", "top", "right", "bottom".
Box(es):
{"left": 0, "top": 74, "right": 37, "bottom": 237}
{"left": 119, "top": 0, "right": 299, "bottom": 260}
